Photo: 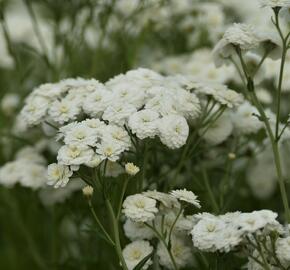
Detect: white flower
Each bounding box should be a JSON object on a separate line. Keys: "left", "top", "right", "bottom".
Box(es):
{"left": 63, "top": 122, "right": 98, "bottom": 147}
{"left": 96, "top": 141, "right": 124, "bottom": 162}
{"left": 103, "top": 161, "right": 124, "bottom": 177}
{"left": 256, "top": 31, "right": 282, "bottom": 60}
{"left": 101, "top": 125, "right": 131, "bottom": 150}
{"left": 222, "top": 23, "right": 259, "bottom": 50}
{"left": 82, "top": 118, "right": 106, "bottom": 131}
{"left": 247, "top": 159, "right": 277, "bottom": 200}
{"left": 20, "top": 163, "right": 47, "bottom": 189}
{"left": 154, "top": 211, "right": 194, "bottom": 235}
{"left": 57, "top": 145, "right": 94, "bottom": 166}
{"left": 21, "top": 96, "right": 49, "bottom": 126}
{"left": 128, "top": 109, "right": 160, "bottom": 140}
{"left": 260, "top": 0, "right": 290, "bottom": 8}
{"left": 16, "top": 146, "right": 46, "bottom": 164}
{"left": 102, "top": 101, "right": 137, "bottom": 126}
{"left": 124, "top": 219, "right": 155, "bottom": 241}
{"left": 276, "top": 237, "right": 290, "bottom": 264}
{"left": 157, "top": 236, "right": 193, "bottom": 269}
{"left": 122, "top": 194, "right": 158, "bottom": 222}
{"left": 109, "top": 81, "right": 146, "bottom": 109}
{"left": 123, "top": 240, "right": 153, "bottom": 270}
{"left": 125, "top": 163, "right": 140, "bottom": 176}
{"left": 234, "top": 210, "right": 279, "bottom": 234}
{"left": 199, "top": 113, "right": 233, "bottom": 145}
{"left": 158, "top": 115, "right": 189, "bottom": 149}
{"left": 82, "top": 185, "right": 94, "bottom": 198}
{"left": 191, "top": 214, "right": 241, "bottom": 252}
{"left": 191, "top": 82, "right": 243, "bottom": 108}
{"left": 231, "top": 102, "right": 263, "bottom": 134}
{"left": 85, "top": 154, "right": 102, "bottom": 168}
{"left": 214, "top": 88, "right": 244, "bottom": 108}
{"left": 213, "top": 24, "right": 260, "bottom": 67}
{"left": 49, "top": 98, "right": 80, "bottom": 124}
{"left": 176, "top": 91, "right": 201, "bottom": 120}
{"left": 143, "top": 190, "right": 179, "bottom": 209}
{"left": 47, "top": 163, "right": 73, "bottom": 188}
{"left": 170, "top": 189, "right": 201, "bottom": 208}
{"left": 82, "top": 88, "right": 112, "bottom": 117}
{"left": 33, "top": 82, "right": 64, "bottom": 99}
{"left": 0, "top": 93, "right": 20, "bottom": 116}
{"left": 0, "top": 161, "right": 22, "bottom": 187}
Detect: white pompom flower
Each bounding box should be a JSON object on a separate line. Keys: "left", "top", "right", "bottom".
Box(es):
{"left": 259, "top": 0, "right": 290, "bottom": 8}
{"left": 158, "top": 115, "right": 189, "bottom": 149}
{"left": 122, "top": 194, "right": 158, "bottom": 222}
{"left": 47, "top": 163, "right": 73, "bottom": 188}
{"left": 57, "top": 145, "right": 94, "bottom": 166}
{"left": 170, "top": 189, "right": 201, "bottom": 208}
{"left": 199, "top": 113, "right": 233, "bottom": 145}
{"left": 122, "top": 240, "right": 153, "bottom": 270}
{"left": 128, "top": 109, "right": 160, "bottom": 140}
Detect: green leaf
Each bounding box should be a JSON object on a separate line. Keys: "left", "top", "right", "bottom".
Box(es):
{"left": 133, "top": 252, "right": 153, "bottom": 270}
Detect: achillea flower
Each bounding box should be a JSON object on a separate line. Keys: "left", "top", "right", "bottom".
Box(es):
{"left": 170, "top": 189, "right": 201, "bottom": 208}
{"left": 122, "top": 194, "right": 158, "bottom": 222}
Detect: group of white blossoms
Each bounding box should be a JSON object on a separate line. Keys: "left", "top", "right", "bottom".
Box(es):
{"left": 4, "top": 0, "right": 290, "bottom": 269}
{"left": 121, "top": 190, "right": 290, "bottom": 270}
{"left": 15, "top": 65, "right": 290, "bottom": 269}
{"left": 18, "top": 66, "right": 249, "bottom": 189}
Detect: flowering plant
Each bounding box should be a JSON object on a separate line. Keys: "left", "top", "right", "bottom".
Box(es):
{"left": 2, "top": 0, "right": 290, "bottom": 269}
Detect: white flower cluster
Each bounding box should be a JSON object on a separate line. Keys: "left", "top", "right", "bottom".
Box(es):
{"left": 213, "top": 23, "right": 281, "bottom": 67}
{"left": 0, "top": 146, "right": 47, "bottom": 189}
{"left": 122, "top": 189, "right": 199, "bottom": 269}
{"left": 20, "top": 68, "right": 236, "bottom": 187}
{"left": 260, "top": 0, "right": 290, "bottom": 8}
{"left": 151, "top": 49, "right": 235, "bottom": 84}
{"left": 191, "top": 210, "right": 280, "bottom": 253}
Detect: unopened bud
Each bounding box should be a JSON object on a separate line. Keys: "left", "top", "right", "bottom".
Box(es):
{"left": 82, "top": 185, "right": 94, "bottom": 199}
{"left": 125, "top": 162, "right": 140, "bottom": 176}
{"left": 228, "top": 152, "right": 236, "bottom": 160}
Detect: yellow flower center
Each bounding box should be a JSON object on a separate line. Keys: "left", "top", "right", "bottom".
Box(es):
{"left": 131, "top": 249, "right": 141, "bottom": 260}
{"left": 206, "top": 223, "right": 216, "bottom": 232}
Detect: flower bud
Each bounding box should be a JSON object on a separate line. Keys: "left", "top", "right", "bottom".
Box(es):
{"left": 125, "top": 162, "right": 140, "bottom": 176}
{"left": 82, "top": 185, "right": 94, "bottom": 199}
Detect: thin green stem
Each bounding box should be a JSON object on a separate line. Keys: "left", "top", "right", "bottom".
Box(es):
{"left": 235, "top": 46, "right": 290, "bottom": 223}
{"left": 201, "top": 165, "right": 219, "bottom": 213}
{"left": 272, "top": 10, "right": 289, "bottom": 140}
{"left": 88, "top": 200, "right": 115, "bottom": 246}
{"left": 167, "top": 206, "right": 183, "bottom": 246}
{"left": 275, "top": 45, "right": 287, "bottom": 140}
{"left": 23, "top": 0, "right": 52, "bottom": 69}
{"left": 106, "top": 199, "right": 128, "bottom": 270}
{"left": 117, "top": 176, "right": 130, "bottom": 219}
{"left": 254, "top": 236, "right": 271, "bottom": 270}
{"left": 144, "top": 223, "right": 178, "bottom": 270}
{"left": 250, "top": 89, "right": 290, "bottom": 223}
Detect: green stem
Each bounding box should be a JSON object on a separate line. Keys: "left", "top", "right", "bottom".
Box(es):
{"left": 117, "top": 176, "right": 130, "bottom": 219}
{"left": 275, "top": 44, "right": 287, "bottom": 140}
{"left": 23, "top": 0, "right": 52, "bottom": 69}
{"left": 88, "top": 200, "right": 115, "bottom": 246}
{"left": 234, "top": 46, "right": 290, "bottom": 223}
{"left": 167, "top": 206, "right": 183, "bottom": 246}
{"left": 201, "top": 165, "right": 219, "bottom": 213}
{"left": 139, "top": 142, "right": 149, "bottom": 192}
{"left": 145, "top": 223, "right": 178, "bottom": 270}
{"left": 106, "top": 199, "right": 128, "bottom": 270}
{"left": 250, "top": 90, "right": 290, "bottom": 223}
{"left": 254, "top": 237, "right": 271, "bottom": 270}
